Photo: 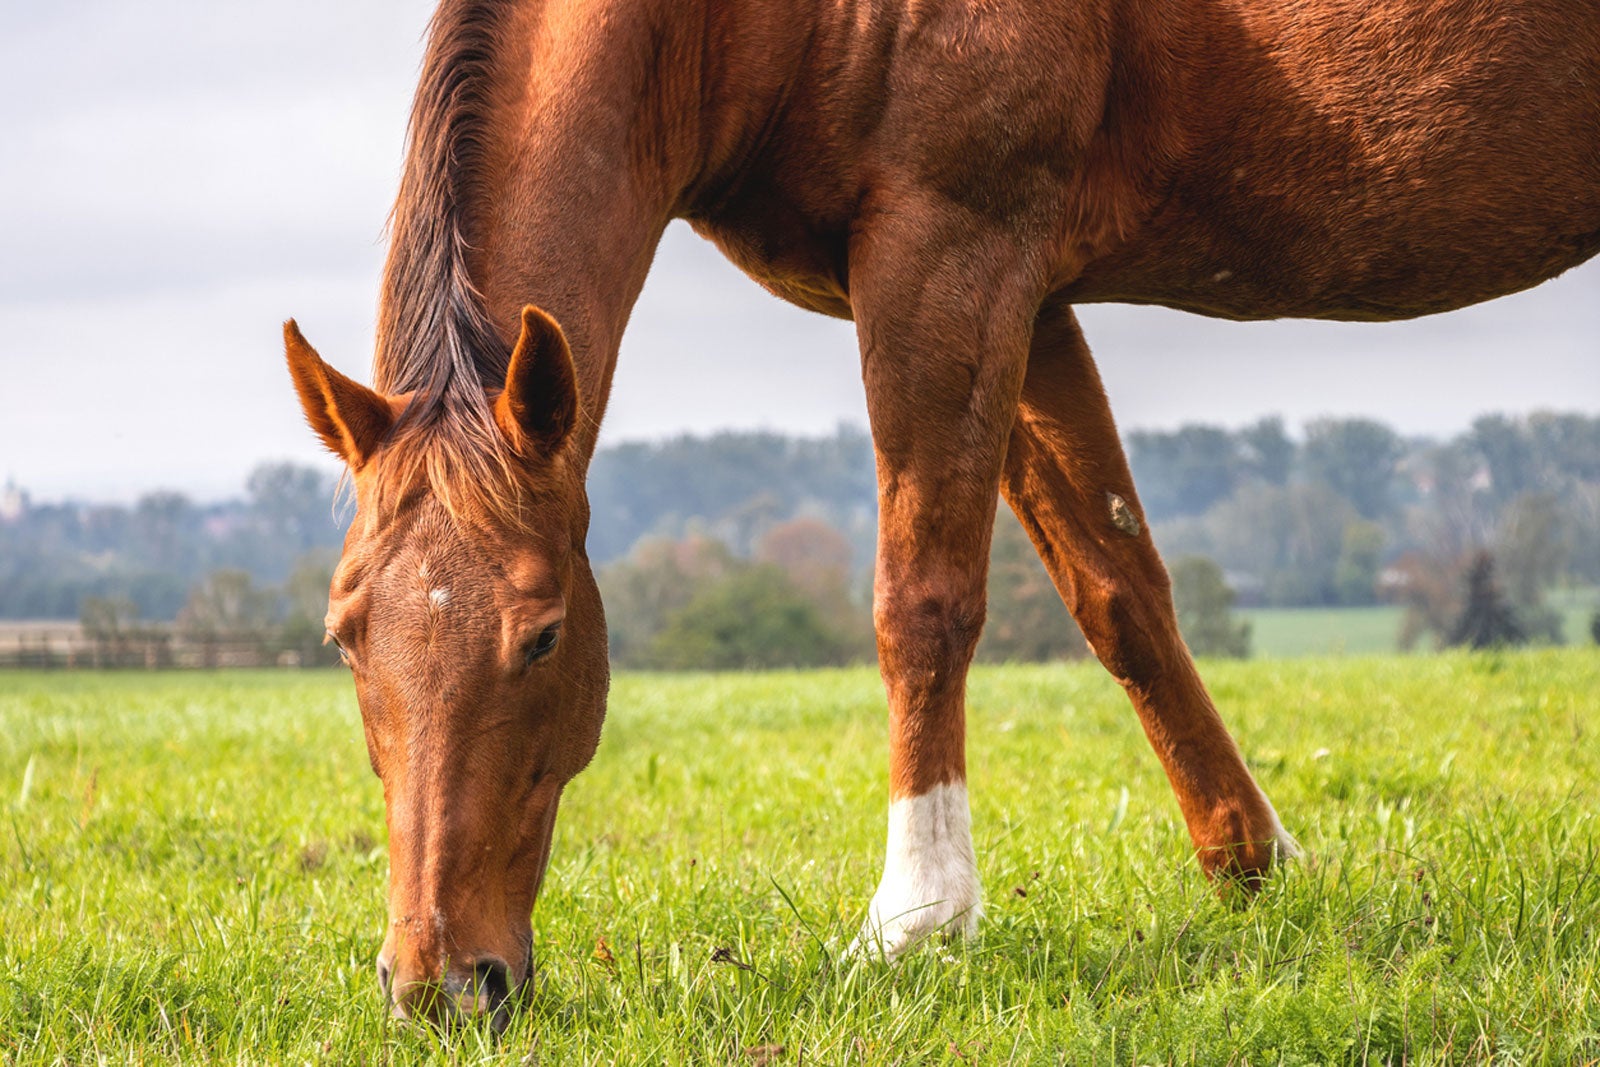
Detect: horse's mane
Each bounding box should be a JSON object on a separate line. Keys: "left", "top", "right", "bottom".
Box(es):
{"left": 371, "top": 0, "right": 530, "bottom": 523}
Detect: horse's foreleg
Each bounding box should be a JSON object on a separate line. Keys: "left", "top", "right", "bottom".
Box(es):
{"left": 846, "top": 222, "right": 1040, "bottom": 960}
{"left": 1001, "top": 302, "right": 1296, "bottom": 883}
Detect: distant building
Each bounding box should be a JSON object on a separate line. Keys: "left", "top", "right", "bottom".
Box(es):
{"left": 0, "top": 479, "right": 28, "bottom": 523}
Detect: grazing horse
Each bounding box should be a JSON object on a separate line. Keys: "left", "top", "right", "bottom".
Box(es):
{"left": 284, "top": 0, "right": 1600, "bottom": 1027}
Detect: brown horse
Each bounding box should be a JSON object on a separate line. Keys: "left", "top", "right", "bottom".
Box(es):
{"left": 284, "top": 0, "right": 1600, "bottom": 1027}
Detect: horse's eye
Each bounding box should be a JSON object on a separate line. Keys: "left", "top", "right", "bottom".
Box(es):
{"left": 325, "top": 630, "right": 350, "bottom": 667}
{"left": 523, "top": 624, "right": 561, "bottom": 669}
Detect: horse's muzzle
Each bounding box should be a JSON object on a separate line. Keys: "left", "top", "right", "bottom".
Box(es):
{"left": 380, "top": 953, "right": 519, "bottom": 1033}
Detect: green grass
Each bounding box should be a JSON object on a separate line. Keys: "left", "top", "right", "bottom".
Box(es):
{"left": 1552, "top": 588, "right": 1600, "bottom": 649}
{"left": 2, "top": 655, "right": 1599, "bottom": 1064}
{"left": 1242, "top": 607, "right": 1407, "bottom": 658}
{"left": 1245, "top": 592, "right": 1600, "bottom": 658}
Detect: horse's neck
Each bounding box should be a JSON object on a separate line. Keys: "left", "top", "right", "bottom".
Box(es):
{"left": 450, "top": 0, "right": 814, "bottom": 463}
{"left": 455, "top": 7, "right": 669, "bottom": 458}
{"left": 377, "top": 0, "right": 855, "bottom": 460}
{"left": 482, "top": 0, "right": 871, "bottom": 425}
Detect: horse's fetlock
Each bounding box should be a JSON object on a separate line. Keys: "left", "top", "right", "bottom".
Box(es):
{"left": 1193, "top": 792, "right": 1296, "bottom": 889}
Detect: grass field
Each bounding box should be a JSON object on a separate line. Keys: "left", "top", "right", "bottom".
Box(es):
{"left": 2, "top": 654, "right": 1598, "bottom": 1064}
{"left": 1241, "top": 607, "right": 1408, "bottom": 658}
{"left": 1244, "top": 590, "right": 1599, "bottom": 658}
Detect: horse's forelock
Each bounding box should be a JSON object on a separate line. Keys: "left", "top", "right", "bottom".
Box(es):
{"left": 362, "top": 397, "right": 538, "bottom": 532}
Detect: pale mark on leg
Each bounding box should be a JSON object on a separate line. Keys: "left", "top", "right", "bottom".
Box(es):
{"left": 1107, "top": 492, "right": 1142, "bottom": 536}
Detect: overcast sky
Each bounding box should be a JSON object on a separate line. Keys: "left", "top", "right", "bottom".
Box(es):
{"left": 2, "top": 1, "right": 1596, "bottom": 502}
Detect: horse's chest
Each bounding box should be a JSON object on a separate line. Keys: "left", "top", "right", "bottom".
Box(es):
{"left": 690, "top": 199, "right": 855, "bottom": 320}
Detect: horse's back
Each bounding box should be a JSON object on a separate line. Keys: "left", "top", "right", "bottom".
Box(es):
{"left": 1065, "top": 0, "right": 1600, "bottom": 319}
{"left": 691, "top": 0, "right": 1598, "bottom": 323}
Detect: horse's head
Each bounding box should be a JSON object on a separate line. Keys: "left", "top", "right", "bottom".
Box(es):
{"left": 284, "top": 306, "right": 607, "bottom": 1029}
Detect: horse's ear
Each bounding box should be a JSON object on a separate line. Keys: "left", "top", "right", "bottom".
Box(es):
{"left": 283, "top": 320, "right": 393, "bottom": 469}
{"left": 496, "top": 305, "right": 579, "bottom": 453}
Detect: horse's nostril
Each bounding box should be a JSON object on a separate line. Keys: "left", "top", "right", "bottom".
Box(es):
{"left": 387, "top": 956, "right": 515, "bottom": 1029}
{"left": 471, "top": 957, "right": 512, "bottom": 1012}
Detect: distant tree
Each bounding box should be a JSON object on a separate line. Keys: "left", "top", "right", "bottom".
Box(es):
{"left": 1467, "top": 414, "right": 1537, "bottom": 504}
{"left": 1389, "top": 550, "right": 1461, "bottom": 652}
{"left": 246, "top": 463, "right": 341, "bottom": 553}
{"left": 597, "top": 536, "right": 740, "bottom": 666}
{"left": 1169, "top": 556, "right": 1251, "bottom": 658}
{"left": 756, "top": 517, "right": 852, "bottom": 592}
{"left": 1526, "top": 412, "right": 1600, "bottom": 484}
{"left": 1403, "top": 441, "right": 1496, "bottom": 568}
{"left": 755, "top": 517, "right": 873, "bottom": 658}
{"left": 977, "top": 505, "right": 1087, "bottom": 662}
{"left": 80, "top": 503, "right": 134, "bottom": 556}
{"left": 584, "top": 427, "right": 877, "bottom": 564}
{"left": 131, "top": 491, "right": 203, "bottom": 576}
{"left": 1568, "top": 483, "right": 1600, "bottom": 586}
{"left": 1127, "top": 426, "right": 1241, "bottom": 520}
{"left": 117, "top": 572, "right": 190, "bottom": 623}
{"left": 80, "top": 595, "right": 139, "bottom": 639}
{"left": 1590, "top": 610, "right": 1600, "bottom": 646}
{"left": 1493, "top": 492, "right": 1566, "bottom": 643}
{"left": 278, "top": 550, "right": 342, "bottom": 666}
{"left": 79, "top": 596, "right": 140, "bottom": 667}
{"left": 1303, "top": 418, "right": 1404, "bottom": 519}
{"left": 1333, "top": 520, "right": 1386, "bottom": 606}
{"left": 645, "top": 565, "right": 847, "bottom": 670}
{"left": 177, "top": 569, "right": 277, "bottom": 666}
{"left": 1239, "top": 416, "right": 1295, "bottom": 487}
{"left": 716, "top": 492, "right": 786, "bottom": 557}
{"left": 1198, "top": 482, "right": 1356, "bottom": 606}
{"left": 1445, "top": 552, "right": 1526, "bottom": 650}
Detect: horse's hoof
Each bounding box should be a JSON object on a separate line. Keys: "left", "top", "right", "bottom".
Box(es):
{"left": 847, "top": 782, "right": 985, "bottom": 961}
{"left": 1199, "top": 803, "right": 1301, "bottom": 891}
{"left": 846, "top": 896, "right": 982, "bottom": 962}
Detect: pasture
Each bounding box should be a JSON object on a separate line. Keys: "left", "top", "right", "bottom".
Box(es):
{"left": 1241, "top": 592, "right": 1600, "bottom": 659}
{"left": 2, "top": 654, "right": 1597, "bottom": 1064}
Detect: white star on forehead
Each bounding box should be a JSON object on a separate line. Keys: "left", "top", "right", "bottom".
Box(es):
{"left": 428, "top": 588, "right": 450, "bottom": 610}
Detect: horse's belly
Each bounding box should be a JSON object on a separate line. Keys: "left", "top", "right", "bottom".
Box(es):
{"left": 1068, "top": 198, "right": 1600, "bottom": 322}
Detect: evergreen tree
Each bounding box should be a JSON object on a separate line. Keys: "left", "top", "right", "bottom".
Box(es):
{"left": 1445, "top": 552, "right": 1526, "bottom": 650}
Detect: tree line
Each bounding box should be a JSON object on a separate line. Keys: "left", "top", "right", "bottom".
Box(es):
{"left": 1141, "top": 413, "right": 1600, "bottom": 646}
{"left": 2, "top": 412, "right": 1595, "bottom": 663}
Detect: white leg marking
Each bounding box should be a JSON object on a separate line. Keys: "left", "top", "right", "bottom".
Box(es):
{"left": 850, "top": 781, "right": 983, "bottom": 961}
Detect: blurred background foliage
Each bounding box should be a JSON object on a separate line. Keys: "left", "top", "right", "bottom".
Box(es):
{"left": 3, "top": 412, "right": 1598, "bottom": 667}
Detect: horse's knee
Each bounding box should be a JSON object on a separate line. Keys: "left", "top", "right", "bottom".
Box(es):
{"left": 874, "top": 584, "right": 986, "bottom": 680}
{"left": 1074, "top": 573, "right": 1172, "bottom": 686}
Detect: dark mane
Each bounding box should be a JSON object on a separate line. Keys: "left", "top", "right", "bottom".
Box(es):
{"left": 371, "top": 0, "right": 527, "bottom": 518}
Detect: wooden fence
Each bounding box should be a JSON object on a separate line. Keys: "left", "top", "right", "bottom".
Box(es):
{"left": 0, "top": 622, "right": 324, "bottom": 669}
